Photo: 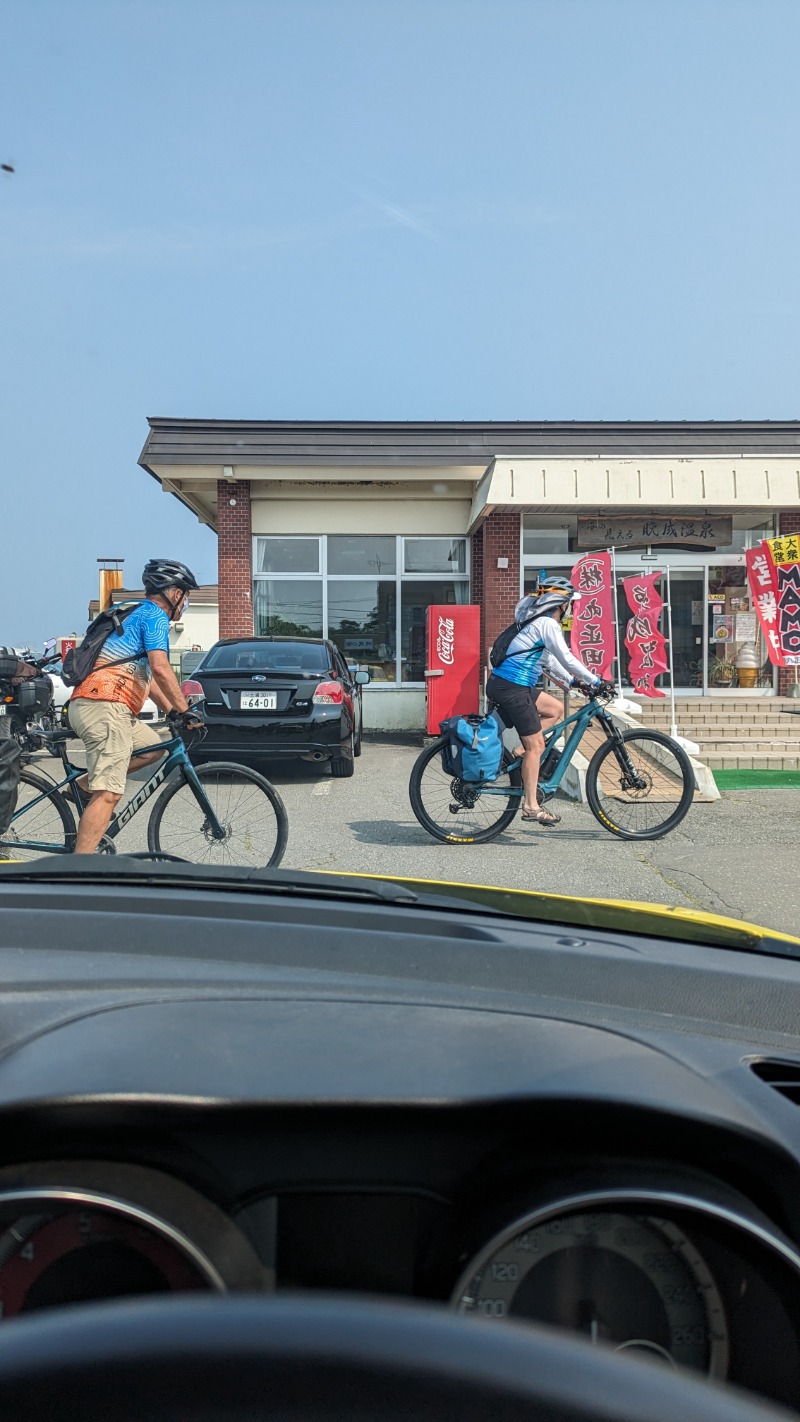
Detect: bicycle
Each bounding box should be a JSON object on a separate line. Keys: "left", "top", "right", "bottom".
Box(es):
{"left": 409, "top": 687, "right": 695, "bottom": 844}
{"left": 1, "top": 714, "right": 289, "bottom": 867}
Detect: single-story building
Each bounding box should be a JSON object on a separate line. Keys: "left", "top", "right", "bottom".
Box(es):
{"left": 138, "top": 420, "right": 800, "bottom": 728}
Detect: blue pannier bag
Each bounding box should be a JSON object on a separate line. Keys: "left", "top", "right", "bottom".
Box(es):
{"left": 439, "top": 710, "right": 504, "bottom": 783}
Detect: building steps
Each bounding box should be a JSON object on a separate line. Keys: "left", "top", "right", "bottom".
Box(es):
{"left": 627, "top": 696, "right": 800, "bottom": 771}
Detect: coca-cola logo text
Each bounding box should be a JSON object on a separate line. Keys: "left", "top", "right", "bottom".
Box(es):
{"left": 436, "top": 616, "right": 455, "bottom": 665}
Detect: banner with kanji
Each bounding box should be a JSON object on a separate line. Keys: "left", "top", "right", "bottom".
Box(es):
{"left": 621, "top": 572, "right": 668, "bottom": 697}
{"left": 569, "top": 551, "right": 616, "bottom": 678}
{"left": 746, "top": 535, "right": 800, "bottom": 666}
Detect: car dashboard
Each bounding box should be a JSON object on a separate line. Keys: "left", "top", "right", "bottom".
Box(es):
{"left": 2, "top": 869, "right": 800, "bottom": 1412}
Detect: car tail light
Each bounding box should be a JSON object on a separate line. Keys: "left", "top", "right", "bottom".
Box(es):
{"left": 312, "top": 681, "right": 344, "bottom": 705}
{"left": 182, "top": 679, "right": 204, "bottom": 705}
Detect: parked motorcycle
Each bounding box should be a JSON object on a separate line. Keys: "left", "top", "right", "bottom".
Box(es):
{"left": 0, "top": 640, "right": 60, "bottom": 751}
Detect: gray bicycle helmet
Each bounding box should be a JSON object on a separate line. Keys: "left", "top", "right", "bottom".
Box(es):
{"left": 142, "top": 559, "right": 199, "bottom": 594}
{"left": 514, "top": 579, "right": 577, "bottom": 624}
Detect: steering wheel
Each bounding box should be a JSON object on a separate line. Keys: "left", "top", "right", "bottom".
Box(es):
{"left": 0, "top": 1296, "right": 791, "bottom": 1422}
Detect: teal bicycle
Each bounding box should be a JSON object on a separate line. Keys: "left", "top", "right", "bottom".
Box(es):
{"left": 1, "top": 718, "right": 288, "bottom": 866}
{"left": 409, "top": 687, "right": 694, "bottom": 844}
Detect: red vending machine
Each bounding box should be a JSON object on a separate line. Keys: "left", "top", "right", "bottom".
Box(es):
{"left": 424, "top": 604, "right": 482, "bottom": 734}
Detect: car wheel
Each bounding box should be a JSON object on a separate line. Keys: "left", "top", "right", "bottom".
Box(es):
{"left": 330, "top": 732, "right": 355, "bottom": 778}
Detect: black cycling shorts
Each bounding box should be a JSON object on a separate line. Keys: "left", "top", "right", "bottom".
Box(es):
{"left": 486, "top": 673, "right": 542, "bottom": 738}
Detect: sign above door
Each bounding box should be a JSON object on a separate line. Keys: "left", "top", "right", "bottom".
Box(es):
{"left": 577, "top": 514, "right": 733, "bottom": 550}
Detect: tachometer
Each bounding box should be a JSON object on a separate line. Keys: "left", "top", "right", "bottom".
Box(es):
{"left": 452, "top": 1203, "right": 729, "bottom": 1378}
{"left": 0, "top": 1200, "right": 215, "bottom": 1318}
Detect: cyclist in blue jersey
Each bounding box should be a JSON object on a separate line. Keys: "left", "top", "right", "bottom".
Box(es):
{"left": 486, "top": 580, "right": 614, "bottom": 827}
{"left": 69, "top": 558, "right": 201, "bottom": 854}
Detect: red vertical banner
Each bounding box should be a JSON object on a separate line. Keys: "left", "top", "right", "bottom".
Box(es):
{"left": 746, "top": 538, "right": 800, "bottom": 666}
{"left": 622, "top": 572, "right": 668, "bottom": 698}
{"left": 569, "top": 551, "right": 616, "bottom": 677}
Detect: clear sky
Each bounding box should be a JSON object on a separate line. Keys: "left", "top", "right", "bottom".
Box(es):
{"left": 3, "top": 0, "right": 799, "bottom": 644}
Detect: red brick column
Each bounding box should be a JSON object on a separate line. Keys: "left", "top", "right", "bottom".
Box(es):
{"left": 470, "top": 525, "right": 484, "bottom": 647}
{"left": 480, "top": 509, "right": 522, "bottom": 665}
{"left": 778, "top": 511, "right": 800, "bottom": 696}
{"left": 217, "top": 479, "right": 253, "bottom": 638}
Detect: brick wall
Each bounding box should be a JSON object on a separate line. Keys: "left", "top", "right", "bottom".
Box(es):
{"left": 479, "top": 509, "right": 522, "bottom": 663}
{"left": 470, "top": 525, "right": 484, "bottom": 645}
{"left": 217, "top": 480, "right": 254, "bottom": 638}
{"left": 778, "top": 511, "right": 800, "bottom": 696}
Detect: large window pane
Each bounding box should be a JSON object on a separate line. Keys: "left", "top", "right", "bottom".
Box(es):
{"left": 403, "top": 538, "right": 467, "bottom": 574}
{"left": 255, "top": 538, "right": 320, "bottom": 574}
{"left": 253, "top": 579, "right": 323, "bottom": 636}
{"left": 328, "top": 580, "right": 397, "bottom": 681}
{"left": 522, "top": 519, "right": 573, "bottom": 556}
{"left": 401, "top": 579, "right": 469, "bottom": 682}
{"left": 328, "top": 536, "right": 396, "bottom": 576}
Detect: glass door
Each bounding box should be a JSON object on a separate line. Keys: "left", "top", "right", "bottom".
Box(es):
{"left": 706, "top": 563, "right": 771, "bottom": 692}
{"left": 613, "top": 566, "right": 704, "bottom": 693}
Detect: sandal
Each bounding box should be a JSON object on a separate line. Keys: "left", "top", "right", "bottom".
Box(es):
{"left": 521, "top": 807, "right": 561, "bottom": 826}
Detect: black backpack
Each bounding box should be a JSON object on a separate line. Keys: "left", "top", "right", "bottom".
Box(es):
{"left": 489, "top": 608, "right": 541, "bottom": 669}
{"left": 62, "top": 603, "right": 142, "bottom": 688}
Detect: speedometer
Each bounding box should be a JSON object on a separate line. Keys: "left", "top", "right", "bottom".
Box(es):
{"left": 452, "top": 1202, "right": 729, "bottom": 1379}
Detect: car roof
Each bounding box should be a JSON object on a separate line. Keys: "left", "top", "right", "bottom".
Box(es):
{"left": 212, "top": 637, "right": 332, "bottom": 647}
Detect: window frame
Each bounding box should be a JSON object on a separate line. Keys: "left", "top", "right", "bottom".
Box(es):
{"left": 252, "top": 535, "right": 469, "bottom": 686}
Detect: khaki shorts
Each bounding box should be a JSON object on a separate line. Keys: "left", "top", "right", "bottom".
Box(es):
{"left": 68, "top": 699, "right": 167, "bottom": 796}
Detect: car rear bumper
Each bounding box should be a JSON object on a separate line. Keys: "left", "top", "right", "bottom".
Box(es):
{"left": 192, "top": 711, "right": 351, "bottom": 761}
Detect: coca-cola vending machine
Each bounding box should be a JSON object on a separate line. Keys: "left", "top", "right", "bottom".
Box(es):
{"left": 424, "top": 604, "right": 481, "bottom": 734}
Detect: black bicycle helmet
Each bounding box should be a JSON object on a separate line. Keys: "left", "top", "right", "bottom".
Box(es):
{"left": 142, "top": 559, "right": 199, "bottom": 594}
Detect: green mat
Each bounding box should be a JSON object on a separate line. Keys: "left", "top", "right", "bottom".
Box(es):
{"left": 713, "top": 769, "right": 800, "bottom": 790}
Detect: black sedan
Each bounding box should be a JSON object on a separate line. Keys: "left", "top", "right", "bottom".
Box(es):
{"left": 182, "top": 636, "right": 370, "bottom": 777}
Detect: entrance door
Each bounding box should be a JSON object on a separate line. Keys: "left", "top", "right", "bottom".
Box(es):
{"left": 614, "top": 566, "right": 704, "bottom": 693}
{"left": 706, "top": 563, "right": 771, "bottom": 692}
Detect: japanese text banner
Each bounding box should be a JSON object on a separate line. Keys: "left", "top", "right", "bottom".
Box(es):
{"left": 570, "top": 551, "right": 615, "bottom": 678}
{"left": 746, "top": 538, "right": 800, "bottom": 667}
{"left": 622, "top": 572, "right": 668, "bottom": 698}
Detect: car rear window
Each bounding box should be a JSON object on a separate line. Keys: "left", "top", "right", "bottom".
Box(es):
{"left": 200, "top": 641, "right": 331, "bottom": 673}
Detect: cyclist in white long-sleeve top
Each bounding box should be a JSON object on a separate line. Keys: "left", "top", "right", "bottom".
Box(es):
{"left": 486, "top": 580, "right": 615, "bottom": 826}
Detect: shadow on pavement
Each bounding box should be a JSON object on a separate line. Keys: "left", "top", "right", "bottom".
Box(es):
{"left": 345, "top": 818, "right": 611, "bottom": 847}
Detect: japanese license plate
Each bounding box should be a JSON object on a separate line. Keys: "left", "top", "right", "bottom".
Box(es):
{"left": 240, "top": 692, "right": 277, "bottom": 710}
{"left": 0, "top": 705, "right": 6, "bottom": 716}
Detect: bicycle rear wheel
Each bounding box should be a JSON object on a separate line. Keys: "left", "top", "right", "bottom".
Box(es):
{"left": 0, "top": 768, "right": 75, "bottom": 860}
{"left": 148, "top": 762, "right": 288, "bottom": 868}
{"left": 409, "top": 737, "right": 522, "bottom": 845}
{"left": 586, "top": 729, "right": 694, "bottom": 840}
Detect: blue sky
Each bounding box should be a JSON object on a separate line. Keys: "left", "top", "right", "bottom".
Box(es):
{"left": 3, "top": 0, "right": 799, "bottom": 643}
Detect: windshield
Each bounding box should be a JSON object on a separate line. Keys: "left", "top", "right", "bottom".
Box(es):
{"left": 3, "top": 0, "right": 799, "bottom": 945}
{"left": 200, "top": 642, "right": 331, "bottom": 674}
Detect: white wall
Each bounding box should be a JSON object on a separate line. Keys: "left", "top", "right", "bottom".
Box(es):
{"left": 167, "top": 603, "right": 219, "bottom": 652}
{"left": 361, "top": 688, "right": 427, "bottom": 732}
{"left": 251, "top": 497, "right": 471, "bottom": 535}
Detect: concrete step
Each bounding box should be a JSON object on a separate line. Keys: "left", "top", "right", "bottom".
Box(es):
{"left": 638, "top": 723, "right": 800, "bottom": 738}
{"left": 699, "top": 745, "right": 800, "bottom": 756}
{"left": 706, "top": 753, "right": 800, "bottom": 769}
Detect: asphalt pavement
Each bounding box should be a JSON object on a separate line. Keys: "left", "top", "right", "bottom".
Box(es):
{"left": 50, "top": 734, "right": 798, "bottom": 936}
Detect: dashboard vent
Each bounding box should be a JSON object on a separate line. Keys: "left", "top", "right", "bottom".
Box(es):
{"left": 750, "top": 1059, "right": 800, "bottom": 1104}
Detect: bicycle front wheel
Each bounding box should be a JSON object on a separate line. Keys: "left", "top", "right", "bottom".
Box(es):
{"left": 0, "top": 768, "right": 76, "bottom": 860}
{"left": 586, "top": 729, "right": 694, "bottom": 840}
{"left": 409, "top": 737, "right": 522, "bottom": 845}
{"left": 148, "top": 762, "right": 288, "bottom": 868}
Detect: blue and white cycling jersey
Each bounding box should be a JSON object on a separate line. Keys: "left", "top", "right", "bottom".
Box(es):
{"left": 72, "top": 600, "right": 170, "bottom": 714}
{"left": 492, "top": 614, "right": 601, "bottom": 689}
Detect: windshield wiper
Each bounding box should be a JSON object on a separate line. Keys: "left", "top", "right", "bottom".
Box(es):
{"left": 0, "top": 857, "right": 420, "bottom": 908}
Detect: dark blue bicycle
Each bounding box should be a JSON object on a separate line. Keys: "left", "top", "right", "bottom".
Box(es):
{"left": 1, "top": 718, "right": 288, "bottom": 866}
{"left": 409, "top": 686, "right": 694, "bottom": 844}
